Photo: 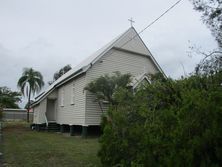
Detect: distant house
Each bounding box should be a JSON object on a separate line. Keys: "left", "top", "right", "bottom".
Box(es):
{"left": 31, "top": 27, "right": 165, "bottom": 136}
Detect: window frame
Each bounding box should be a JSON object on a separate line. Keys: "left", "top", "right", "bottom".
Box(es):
{"left": 60, "top": 88, "right": 64, "bottom": 107}
{"left": 70, "top": 82, "right": 75, "bottom": 105}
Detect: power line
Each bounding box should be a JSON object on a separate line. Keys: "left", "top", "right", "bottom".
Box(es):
{"left": 83, "top": 0, "right": 183, "bottom": 76}
{"left": 119, "top": 0, "right": 183, "bottom": 49}
{"left": 138, "top": 0, "right": 183, "bottom": 35}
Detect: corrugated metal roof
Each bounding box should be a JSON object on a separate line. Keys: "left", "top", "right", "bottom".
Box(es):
{"left": 33, "top": 27, "right": 133, "bottom": 105}
{"left": 32, "top": 27, "right": 166, "bottom": 106}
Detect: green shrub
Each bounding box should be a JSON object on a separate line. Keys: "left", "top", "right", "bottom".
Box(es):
{"left": 98, "top": 72, "right": 222, "bottom": 166}
{"left": 0, "top": 106, "right": 2, "bottom": 120}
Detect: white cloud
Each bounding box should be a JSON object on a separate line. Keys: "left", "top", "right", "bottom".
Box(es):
{"left": 0, "top": 0, "right": 218, "bottom": 107}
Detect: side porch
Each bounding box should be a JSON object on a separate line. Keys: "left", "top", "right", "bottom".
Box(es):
{"left": 33, "top": 97, "right": 59, "bottom": 132}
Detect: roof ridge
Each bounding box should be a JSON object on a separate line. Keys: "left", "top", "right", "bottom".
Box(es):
{"left": 32, "top": 27, "right": 136, "bottom": 105}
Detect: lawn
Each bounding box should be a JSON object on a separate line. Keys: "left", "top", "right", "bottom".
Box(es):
{"left": 1, "top": 122, "right": 101, "bottom": 167}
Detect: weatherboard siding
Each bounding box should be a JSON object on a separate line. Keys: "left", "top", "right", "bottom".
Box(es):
{"left": 48, "top": 90, "right": 57, "bottom": 99}
{"left": 33, "top": 90, "right": 58, "bottom": 124}
{"left": 85, "top": 91, "right": 109, "bottom": 125}
{"left": 56, "top": 75, "right": 86, "bottom": 125}
{"left": 32, "top": 27, "right": 163, "bottom": 126}
{"left": 34, "top": 98, "right": 47, "bottom": 124}
{"left": 85, "top": 48, "right": 158, "bottom": 125}
{"left": 33, "top": 104, "right": 39, "bottom": 124}
{"left": 114, "top": 28, "right": 151, "bottom": 56}
{"left": 87, "top": 49, "right": 158, "bottom": 81}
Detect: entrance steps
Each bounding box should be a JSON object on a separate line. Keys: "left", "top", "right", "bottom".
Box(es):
{"left": 46, "top": 122, "right": 60, "bottom": 132}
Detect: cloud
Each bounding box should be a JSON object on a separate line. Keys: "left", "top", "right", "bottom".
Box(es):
{"left": 0, "top": 0, "right": 218, "bottom": 108}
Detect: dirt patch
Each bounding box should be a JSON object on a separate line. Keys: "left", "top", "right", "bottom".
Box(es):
{"left": 3, "top": 128, "right": 30, "bottom": 134}
{"left": 2, "top": 122, "right": 30, "bottom": 133}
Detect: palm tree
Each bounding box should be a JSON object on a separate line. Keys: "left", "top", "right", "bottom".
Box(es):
{"left": 17, "top": 68, "right": 44, "bottom": 122}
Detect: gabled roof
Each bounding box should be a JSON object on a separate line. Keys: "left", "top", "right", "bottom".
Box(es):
{"left": 130, "top": 73, "right": 150, "bottom": 89}
{"left": 32, "top": 27, "right": 165, "bottom": 106}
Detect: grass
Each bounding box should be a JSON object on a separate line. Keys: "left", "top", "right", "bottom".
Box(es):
{"left": 1, "top": 122, "right": 101, "bottom": 167}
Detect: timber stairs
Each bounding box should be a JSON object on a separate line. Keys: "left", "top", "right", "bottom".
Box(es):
{"left": 46, "top": 122, "right": 60, "bottom": 132}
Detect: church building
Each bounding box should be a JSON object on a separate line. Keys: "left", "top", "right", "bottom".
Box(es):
{"left": 31, "top": 27, "right": 165, "bottom": 136}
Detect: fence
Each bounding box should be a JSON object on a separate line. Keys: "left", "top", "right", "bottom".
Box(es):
{"left": 2, "top": 108, "right": 33, "bottom": 121}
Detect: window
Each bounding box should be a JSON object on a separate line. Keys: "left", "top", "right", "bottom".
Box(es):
{"left": 71, "top": 82, "right": 75, "bottom": 105}
{"left": 60, "top": 88, "right": 64, "bottom": 107}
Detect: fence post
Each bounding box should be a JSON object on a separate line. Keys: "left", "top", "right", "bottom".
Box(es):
{"left": 0, "top": 107, "right": 3, "bottom": 164}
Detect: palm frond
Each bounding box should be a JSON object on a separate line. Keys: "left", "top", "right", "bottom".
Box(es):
{"left": 17, "top": 67, "right": 44, "bottom": 97}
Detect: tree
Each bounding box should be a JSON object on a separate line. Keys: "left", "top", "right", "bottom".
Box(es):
{"left": 190, "top": 0, "right": 222, "bottom": 48}
{"left": 98, "top": 71, "right": 222, "bottom": 166}
{"left": 94, "top": 58, "right": 222, "bottom": 166}
{"left": 48, "top": 64, "right": 72, "bottom": 85}
{"left": 0, "top": 86, "right": 21, "bottom": 108}
{"left": 17, "top": 68, "right": 44, "bottom": 122}
{"left": 195, "top": 50, "right": 222, "bottom": 75}
{"left": 85, "top": 72, "right": 132, "bottom": 106}
{"left": 24, "top": 100, "right": 34, "bottom": 109}
{"left": 188, "top": 0, "right": 222, "bottom": 80}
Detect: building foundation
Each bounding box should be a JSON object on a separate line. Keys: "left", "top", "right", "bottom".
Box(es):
{"left": 81, "top": 126, "right": 88, "bottom": 138}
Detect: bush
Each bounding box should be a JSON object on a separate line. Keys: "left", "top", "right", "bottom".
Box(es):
{"left": 98, "top": 72, "right": 222, "bottom": 166}
{"left": 0, "top": 106, "right": 2, "bottom": 121}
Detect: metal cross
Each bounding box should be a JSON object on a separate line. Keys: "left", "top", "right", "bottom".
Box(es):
{"left": 128, "top": 17, "right": 135, "bottom": 27}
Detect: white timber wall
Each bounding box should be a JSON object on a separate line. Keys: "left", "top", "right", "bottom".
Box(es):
{"left": 33, "top": 90, "right": 57, "bottom": 124}
{"left": 48, "top": 90, "right": 57, "bottom": 99}
{"left": 85, "top": 48, "right": 159, "bottom": 125}
{"left": 56, "top": 75, "right": 86, "bottom": 125}
{"left": 33, "top": 98, "right": 47, "bottom": 124}
{"left": 84, "top": 91, "right": 109, "bottom": 125}
{"left": 33, "top": 104, "right": 39, "bottom": 124}
{"left": 114, "top": 28, "right": 152, "bottom": 56}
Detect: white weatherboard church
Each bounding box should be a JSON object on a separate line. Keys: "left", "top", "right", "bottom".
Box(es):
{"left": 31, "top": 27, "right": 165, "bottom": 136}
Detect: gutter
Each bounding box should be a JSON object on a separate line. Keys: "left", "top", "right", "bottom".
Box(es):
{"left": 31, "top": 68, "right": 84, "bottom": 107}
{"left": 55, "top": 68, "right": 84, "bottom": 87}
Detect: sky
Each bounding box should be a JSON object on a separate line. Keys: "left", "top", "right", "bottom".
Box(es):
{"left": 0, "top": 0, "right": 218, "bottom": 107}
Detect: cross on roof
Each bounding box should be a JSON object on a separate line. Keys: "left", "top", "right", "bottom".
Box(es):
{"left": 128, "top": 17, "right": 135, "bottom": 27}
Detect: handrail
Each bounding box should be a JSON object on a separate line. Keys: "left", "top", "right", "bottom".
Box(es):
{"left": 44, "top": 113, "right": 48, "bottom": 127}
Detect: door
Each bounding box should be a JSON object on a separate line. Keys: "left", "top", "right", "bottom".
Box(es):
{"left": 46, "top": 99, "right": 56, "bottom": 121}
